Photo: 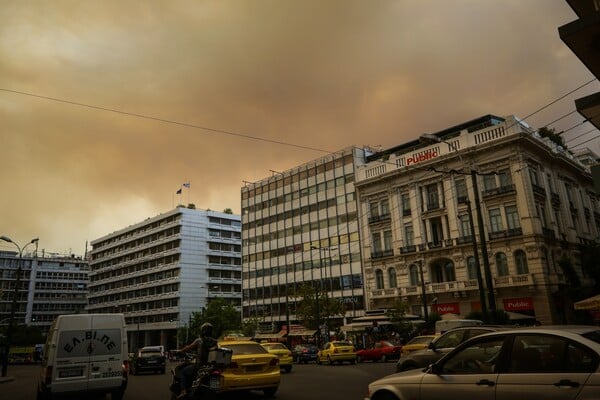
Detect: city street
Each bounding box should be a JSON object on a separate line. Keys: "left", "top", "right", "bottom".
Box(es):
{"left": 1, "top": 360, "right": 396, "bottom": 400}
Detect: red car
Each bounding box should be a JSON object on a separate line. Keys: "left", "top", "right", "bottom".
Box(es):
{"left": 356, "top": 340, "right": 402, "bottom": 363}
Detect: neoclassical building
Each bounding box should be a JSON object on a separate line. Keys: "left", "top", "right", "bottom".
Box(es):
{"left": 355, "top": 114, "right": 599, "bottom": 324}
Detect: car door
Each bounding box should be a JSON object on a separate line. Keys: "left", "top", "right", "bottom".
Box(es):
{"left": 420, "top": 335, "right": 504, "bottom": 400}
{"left": 495, "top": 333, "right": 594, "bottom": 400}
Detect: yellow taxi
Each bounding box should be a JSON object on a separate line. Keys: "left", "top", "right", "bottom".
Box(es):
{"left": 218, "top": 339, "right": 280, "bottom": 396}
{"left": 261, "top": 342, "right": 293, "bottom": 373}
{"left": 400, "top": 335, "right": 437, "bottom": 356}
{"left": 317, "top": 340, "right": 356, "bottom": 365}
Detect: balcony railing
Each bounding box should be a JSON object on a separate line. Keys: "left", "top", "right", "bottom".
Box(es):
{"left": 400, "top": 245, "right": 416, "bottom": 254}
{"left": 369, "top": 213, "right": 391, "bottom": 224}
{"left": 427, "top": 241, "right": 443, "bottom": 249}
{"left": 542, "top": 227, "right": 555, "bottom": 240}
{"left": 551, "top": 192, "right": 561, "bottom": 207}
{"left": 371, "top": 249, "right": 394, "bottom": 259}
{"left": 494, "top": 273, "right": 534, "bottom": 287}
{"left": 506, "top": 227, "right": 522, "bottom": 237}
{"left": 482, "top": 184, "right": 516, "bottom": 199}
{"left": 456, "top": 235, "right": 473, "bottom": 245}
{"left": 531, "top": 184, "right": 546, "bottom": 197}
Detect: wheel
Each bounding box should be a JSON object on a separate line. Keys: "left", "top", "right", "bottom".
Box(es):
{"left": 352, "top": 358, "right": 357, "bottom": 365}
{"left": 372, "top": 390, "right": 400, "bottom": 400}
{"left": 36, "top": 385, "right": 51, "bottom": 400}
{"left": 327, "top": 356, "right": 333, "bottom": 365}
{"left": 381, "top": 354, "right": 387, "bottom": 363}
{"left": 284, "top": 365, "right": 292, "bottom": 373}
{"left": 111, "top": 388, "right": 125, "bottom": 400}
{"left": 317, "top": 356, "right": 322, "bottom": 365}
{"left": 263, "top": 386, "right": 278, "bottom": 398}
{"left": 357, "top": 356, "right": 363, "bottom": 363}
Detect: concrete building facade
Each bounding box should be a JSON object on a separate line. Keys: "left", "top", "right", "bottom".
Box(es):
{"left": 241, "top": 147, "right": 368, "bottom": 331}
{"left": 355, "top": 114, "right": 599, "bottom": 324}
{"left": 0, "top": 251, "right": 88, "bottom": 335}
{"left": 87, "top": 206, "right": 241, "bottom": 350}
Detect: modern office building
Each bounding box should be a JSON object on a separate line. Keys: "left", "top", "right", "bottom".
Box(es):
{"left": 241, "top": 147, "right": 369, "bottom": 332}
{"left": 355, "top": 114, "right": 599, "bottom": 324}
{"left": 87, "top": 206, "right": 241, "bottom": 350}
{"left": 0, "top": 251, "right": 88, "bottom": 335}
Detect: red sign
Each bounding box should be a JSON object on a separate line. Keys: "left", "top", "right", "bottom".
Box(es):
{"left": 406, "top": 149, "right": 439, "bottom": 166}
{"left": 503, "top": 297, "right": 534, "bottom": 311}
{"left": 433, "top": 302, "right": 460, "bottom": 315}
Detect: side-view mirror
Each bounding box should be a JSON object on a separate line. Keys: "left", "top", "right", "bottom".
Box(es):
{"left": 429, "top": 362, "right": 443, "bottom": 375}
{"left": 428, "top": 342, "right": 436, "bottom": 351}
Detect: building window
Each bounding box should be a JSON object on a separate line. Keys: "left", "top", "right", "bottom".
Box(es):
{"left": 372, "top": 232, "right": 382, "bottom": 253}
{"left": 455, "top": 178, "right": 468, "bottom": 202}
{"left": 467, "top": 256, "right": 478, "bottom": 280}
{"left": 488, "top": 208, "right": 504, "bottom": 232}
{"left": 498, "top": 168, "right": 512, "bottom": 187}
{"left": 388, "top": 268, "right": 397, "bottom": 288}
{"left": 383, "top": 230, "right": 393, "bottom": 251}
{"left": 483, "top": 174, "right": 496, "bottom": 191}
{"left": 505, "top": 205, "right": 520, "bottom": 229}
{"left": 459, "top": 214, "right": 471, "bottom": 237}
{"left": 537, "top": 204, "right": 548, "bottom": 228}
{"left": 514, "top": 250, "right": 529, "bottom": 275}
{"left": 529, "top": 167, "right": 540, "bottom": 186}
{"left": 375, "top": 269, "right": 384, "bottom": 289}
{"left": 370, "top": 201, "right": 379, "bottom": 218}
{"left": 401, "top": 193, "right": 411, "bottom": 215}
{"left": 426, "top": 183, "right": 439, "bottom": 210}
{"left": 381, "top": 198, "right": 390, "bottom": 216}
{"left": 404, "top": 224, "right": 414, "bottom": 246}
{"left": 409, "top": 264, "right": 420, "bottom": 286}
{"left": 429, "top": 217, "right": 444, "bottom": 244}
{"left": 495, "top": 252, "right": 509, "bottom": 276}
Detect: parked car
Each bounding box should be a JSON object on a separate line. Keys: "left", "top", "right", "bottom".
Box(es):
{"left": 317, "top": 341, "right": 356, "bottom": 365}
{"left": 218, "top": 339, "right": 280, "bottom": 397}
{"left": 292, "top": 344, "right": 319, "bottom": 364}
{"left": 356, "top": 340, "right": 402, "bottom": 363}
{"left": 261, "top": 342, "right": 293, "bottom": 373}
{"left": 130, "top": 346, "right": 166, "bottom": 375}
{"left": 366, "top": 325, "right": 600, "bottom": 400}
{"left": 396, "top": 325, "right": 511, "bottom": 372}
{"left": 401, "top": 335, "right": 437, "bottom": 357}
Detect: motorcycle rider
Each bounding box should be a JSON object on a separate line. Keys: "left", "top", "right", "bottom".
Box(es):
{"left": 177, "top": 322, "right": 218, "bottom": 399}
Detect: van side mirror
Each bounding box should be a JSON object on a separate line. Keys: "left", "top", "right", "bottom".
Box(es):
{"left": 430, "top": 362, "right": 442, "bottom": 375}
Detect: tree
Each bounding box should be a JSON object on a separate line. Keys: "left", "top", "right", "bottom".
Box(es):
{"left": 293, "top": 283, "right": 343, "bottom": 330}
{"left": 241, "top": 316, "right": 264, "bottom": 337}
{"left": 385, "top": 299, "right": 415, "bottom": 340}
{"left": 223, "top": 208, "right": 233, "bottom": 214}
{"left": 187, "top": 298, "right": 241, "bottom": 340}
{"left": 538, "top": 127, "right": 565, "bottom": 148}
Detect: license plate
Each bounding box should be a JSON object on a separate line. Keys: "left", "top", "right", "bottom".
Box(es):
{"left": 147, "top": 360, "right": 157, "bottom": 364}
{"left": 245, "top": 365, "right": 262, "bottom": 372}
{"left": 59, "top": 368, "right": 83, "bottom": 378}
{"left": 209, "top": 376, "right": 221, "bottom": 390}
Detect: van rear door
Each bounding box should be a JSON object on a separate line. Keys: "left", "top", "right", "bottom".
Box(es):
{"left": 54, "top": 315, "right": 94, "bottom": 393}
{"left": 86, "top": 314, "right": 126, "bottom": 392}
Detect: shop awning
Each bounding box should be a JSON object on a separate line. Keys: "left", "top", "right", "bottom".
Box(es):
{"left": 254, "top": 332, "right": 286, "bottom": 340}
{"left": 574, "top": 294, "right": 600, "bottom": 311}
{"left": 287, "top": 330, "right": 317, "bottom": 337}
{"left": 340, "top": 321, "right": 392, "bottom": 332}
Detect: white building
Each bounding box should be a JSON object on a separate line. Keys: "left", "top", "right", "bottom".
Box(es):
{"left": 355, "top": 114, "right": 599, "bottom": 324}
{"left": 0, "top": 251, "right": 88, "bottom": 335}
{"left": 241, "top": 147, "right": 368, "bottom": 331}
{"left": 87, "top": 206, "right": 241, "bottom": 350}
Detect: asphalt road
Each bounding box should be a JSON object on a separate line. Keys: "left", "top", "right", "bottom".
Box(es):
{"left": 1, "top": 360, "right": 397, "bottom": 400}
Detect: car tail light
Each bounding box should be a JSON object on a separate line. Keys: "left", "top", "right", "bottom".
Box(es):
{"left": 122, "top": 360, "right": 129, "bottom": 377}
{"left": 44, "top": 366, "right": 53, "bottom": 385}
{"left": 269, "top": 358, "right": 279, "bottom": 366}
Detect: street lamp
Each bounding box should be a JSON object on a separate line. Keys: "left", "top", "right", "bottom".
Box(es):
{"left": 418, "top": 134, "right": 496, "bottom": 321}
{"left": 0, "top": 235, "right": 39, "bottom": 377}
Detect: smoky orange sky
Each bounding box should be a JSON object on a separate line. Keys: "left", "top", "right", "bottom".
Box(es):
{"left": 1, "top": 1, "right": 598, "bottom": 256}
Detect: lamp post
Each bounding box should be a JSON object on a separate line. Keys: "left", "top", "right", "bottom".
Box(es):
{"left": 417, "top": 260, "right": 429, "bottom": 322}
{"left": 418, "top": 134, "right": 495, "bottom": 321}
{"left": 0, "top": 235, "right": 39, "bottom": 377}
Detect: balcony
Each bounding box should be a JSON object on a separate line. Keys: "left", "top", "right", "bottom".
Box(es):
{"left": 482, "top": 184, "right": 516, "bottom": 199}
{"left": 400, "top": 245, "right": 416, "bottom": 254}
{"left": 371, "top": 249, "right": 394, "bottom": 260}
{"left": 371, "top": 288, "right": 400, "bottom": 298}
{"left": 368, "top": 213, "right": 391, "bottom": 224}
{"left": 456, "top": 235, "right": 474, "bottom": 245}
{"left": 402, "top": 209, "right": 411, "bottom": 217}
{"left": 542, "top": 227, "right": 556, "bottom": 240}
{"left": 494, "top": 274, "right": 534, "bottom": 288}
{"left": 489, "top": 230, "right": 507, "bottom": 239}
{"left": 427, "top": 241, "right": 443, "bottom": 249}
{"left": 531, "top": 184, "right": 546, "bottom": 198}
{"left": 457, "top": 195, "right": 469, "bottom": 204}
{"left": 551, "top": 192, "right": 561, "bottom": 208}
{"left": 506, "top": 227, "right": 523, "bottom": 237}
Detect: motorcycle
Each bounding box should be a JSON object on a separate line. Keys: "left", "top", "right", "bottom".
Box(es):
{"left": 169, "top": 347, "right": 232, "bottom": 400}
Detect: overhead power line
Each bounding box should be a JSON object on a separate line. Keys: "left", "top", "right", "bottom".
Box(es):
{"left": 0, "top": 88, "right": 329, "bottom": 154}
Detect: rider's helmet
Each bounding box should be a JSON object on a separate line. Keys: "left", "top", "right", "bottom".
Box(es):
{"left": 200, "top": 322, "right": 214, "bottom": 338}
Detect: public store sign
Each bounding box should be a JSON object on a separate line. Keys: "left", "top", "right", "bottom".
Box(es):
{"left": 503, "top": 297, "right": 534, "bottom": 311}
{"left": 433, "top": 302, "right": 460, "bottom": 315}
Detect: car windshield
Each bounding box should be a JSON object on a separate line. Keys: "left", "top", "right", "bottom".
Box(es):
{"left": 380, "top": 341, "right": 394, "bottom": 347}
{"left": 333, "top": 341, "right": 352, "bottom": 347}
{"left": 226, "top": 343, "right": 268, "bottom": 355}
{"left": 263, "top": 343, "right": 286, "bottom": 350}
{"left": 140, "top": 351, "right": 162, "bottom": 358}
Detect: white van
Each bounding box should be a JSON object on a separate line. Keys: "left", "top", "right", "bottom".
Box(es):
{"left": 37, "top": 313, "right": 129, "bottom": 400}
{"left": 435, "top": 319, "right": 483, "bottom": 334}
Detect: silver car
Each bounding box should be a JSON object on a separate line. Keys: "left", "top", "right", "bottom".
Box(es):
{"left": 367, "top": 326, "right": 600, "bottom": 400}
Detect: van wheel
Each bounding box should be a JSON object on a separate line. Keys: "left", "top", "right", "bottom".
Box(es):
{"left": 263, "top": 387, "right": 278, "bottom": 398}
{"left": 36, "top": 385, "right": 50, "bottom": 400}
{"left": 111, "top": 388, "right": 125, "bottom": 400}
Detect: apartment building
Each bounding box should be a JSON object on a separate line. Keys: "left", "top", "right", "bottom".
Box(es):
{"left": 241, "top": 147, "right": 368, "bottom": 331}
{"left": 87, "top": 206, "right": 241, "bottom": 350}
{"left": 0, "top": 251, "right": 88, "bottom": 335}
{"left": 355, "top": 114, "right": 599, "bottom": 324}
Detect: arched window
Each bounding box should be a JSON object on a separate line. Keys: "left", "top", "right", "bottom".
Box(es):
{"left": 445, "top": 261, "right": 456, "bottom": 282}
{"left": 467, "top": 256, "right": 478, "bottom": 280}
{"left": 514, "top": 250, "right": 529, "bottom": 274}
{"left": 409, "top": 264, "right": 419, "bottom": 286}
{"left": 388, "top": 268, "right": 397, "bottom": 288}
{"left": 495, "top": 252, "right": 509, "bottom": 276}
{"left": 375, "top": 269, "right": 384, "bottom": 289}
